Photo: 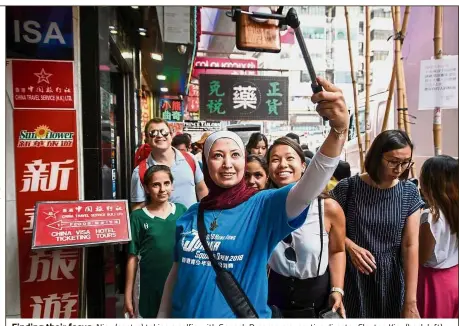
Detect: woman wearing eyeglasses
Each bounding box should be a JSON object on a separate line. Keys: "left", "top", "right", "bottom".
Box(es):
{"left": 266, "top": 137, "right": 346, "bottom": 318}
{"left": 329, "top": 130, "right": 424, "bottom": 318}
{"left": 157, "top": 77, "right": 349, "bottom": 318}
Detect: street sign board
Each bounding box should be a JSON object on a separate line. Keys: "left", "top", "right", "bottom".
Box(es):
{"left": 199, "top": 74, "right": 289, "bottom": 121}
{"left": 32, "top": 200, "right": 131, "bottom": 250}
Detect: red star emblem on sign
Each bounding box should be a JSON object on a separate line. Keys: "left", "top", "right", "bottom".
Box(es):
{"left": 34, "top": 68, "right": 53, "bottom": 84}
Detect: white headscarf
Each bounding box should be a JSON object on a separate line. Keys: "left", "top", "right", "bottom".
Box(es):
{"left": 203, "top": 131, "right": 245, "bottom": 164}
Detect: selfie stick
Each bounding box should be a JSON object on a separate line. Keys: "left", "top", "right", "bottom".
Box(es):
{"left": 230, "top": 7, "right": 324, "bottom": 95}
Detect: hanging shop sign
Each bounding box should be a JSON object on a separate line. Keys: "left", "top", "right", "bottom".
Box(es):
{"left": 12, "top": 60, "right": 74, "bottom": 109}
{"left": 6, "top": 6, "right": 74, "bottom": 60}
{"left": 160, "top": 98, "right": 184, "bottom": 122}
{"left": 199, "top": 74, "right": 289, "bottom": 121}
{"left": 13, "top": 109, "right": 80, "bottom": 318}
{"left": 32, "top": 200, "right": 131, "bottom": 250}
{"left": 193, "top": 57, "right": 258, "bottom": 78}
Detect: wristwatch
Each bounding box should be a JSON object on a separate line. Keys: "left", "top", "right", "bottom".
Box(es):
{"left": 331, "top": 287, "right": 345, "bottom": 297}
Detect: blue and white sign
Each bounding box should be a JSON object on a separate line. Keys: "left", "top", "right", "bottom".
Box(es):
{"left": 6, "top": 6, "right": 74, "bottom": 60}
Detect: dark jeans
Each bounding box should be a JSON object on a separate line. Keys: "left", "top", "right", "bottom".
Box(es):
{"left": 268, "top": 268, "right": 330, "bottom": 318}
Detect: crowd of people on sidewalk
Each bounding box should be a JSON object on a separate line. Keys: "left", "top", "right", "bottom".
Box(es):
{"left": 124, "top": 77, "right": 458, "bottom": 319}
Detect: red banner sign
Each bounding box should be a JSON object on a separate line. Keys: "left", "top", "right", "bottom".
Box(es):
{"left": 13, "top": 109, "right": 80, "bottom": 318}
{"left": 193, "top": 57, "right": 258, "bottom": 78}
{"left": 12, "top": 60, "right": 74, "bottom": 109}
{"left": 32, "top": 200, "right": 130, "bottom": 249}
{"left": 186, "top": 83, "right": 200, "bottom": 114}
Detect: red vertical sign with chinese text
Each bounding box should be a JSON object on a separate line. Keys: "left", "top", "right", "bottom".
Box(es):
{"left": 13, "top": 109, "right": 81, "bottom": 318}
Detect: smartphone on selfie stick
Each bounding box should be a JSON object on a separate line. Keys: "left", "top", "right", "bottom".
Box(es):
{"left": 230, "top": 7, "right": 325, "bottom": 109}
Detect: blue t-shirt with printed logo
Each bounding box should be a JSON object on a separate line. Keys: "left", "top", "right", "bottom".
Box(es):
{"left": 172, "top": 183, "right": 309, "bottom": 318}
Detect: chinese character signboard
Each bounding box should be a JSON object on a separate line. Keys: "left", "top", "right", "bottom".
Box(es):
{"left": 32, "top": 200, "right": 131, "bottom": 249}
{"left": 6, "top": 6, "right": 74, "bottom": 60}
{"left": 12, "top": 60, "right": 74, "bottom": 109}
{"left": 199, "top": 74, "right": 289, "bottom": 121}
{"left": 184, "top": 83, "right": 200, "bottom": 120}
{"left": 193, "top": 57, "right": 258, "bottom": 78}
{"left": 160, "top": 98, "right": 183, "bottom": 122}
{"left": 13, "top": 109, "right": 80, "bottom": 318}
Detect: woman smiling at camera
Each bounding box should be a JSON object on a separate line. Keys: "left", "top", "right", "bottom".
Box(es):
{"left": 266, "top": 137, "right": 346, "bottom": 319}
{"left": 157, "top": 77, "right": 349, "bottom": 318}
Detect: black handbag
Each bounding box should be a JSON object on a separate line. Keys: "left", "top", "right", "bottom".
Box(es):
{"left": 196, "top": 205, "right": 259, "bottom": 318}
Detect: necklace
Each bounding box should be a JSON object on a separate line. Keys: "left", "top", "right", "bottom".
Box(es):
{"left": 209, "top": 210, "right": 223, "bottom": 231}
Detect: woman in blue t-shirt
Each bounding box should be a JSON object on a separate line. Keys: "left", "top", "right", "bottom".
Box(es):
{"left": 157, "top": 77, "right": 350, "bottom": 318}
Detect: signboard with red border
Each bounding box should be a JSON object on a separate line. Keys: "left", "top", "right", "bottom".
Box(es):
{"left": 13, "top": 108, "right": 80, "bottom": 318}
{"left": 12, "top": 59, "right": 74, "bottom": 109}
{"left": 32, "top": 200, "right": 131, "bottom": 249}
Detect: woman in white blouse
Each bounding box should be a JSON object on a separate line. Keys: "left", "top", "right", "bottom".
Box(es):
{"left": 418, "top": 155, "right": 458, "bottom": 318}
{"left": 266, "top": 137, "right": 346, "bottom": 318}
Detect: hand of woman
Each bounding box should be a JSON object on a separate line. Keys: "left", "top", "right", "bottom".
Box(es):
{"left": 311, "top": 76, "right": 349, "bottom": 131}
{"left": 329, "top": 291, "right": 346, "bottom": 318}
{"left": 347, "top": 242, "right": 377, "bottom": 275}
{"left": 401, "top": 301, "right": 420, "bottom": 318}
{"left": 124, "top": 299, "right": 135, "bottom": 318}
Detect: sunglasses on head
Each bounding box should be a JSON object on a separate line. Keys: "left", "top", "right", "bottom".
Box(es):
{"left": 148, "top": 129, "right": 170, "bottom": 138}
{"left": 282, "top": 234, "right": 297, "bottom": 262}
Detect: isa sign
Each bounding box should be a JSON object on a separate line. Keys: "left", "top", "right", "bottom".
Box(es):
{"left": 6, "top": 7, "right": 74, "bottom": 60}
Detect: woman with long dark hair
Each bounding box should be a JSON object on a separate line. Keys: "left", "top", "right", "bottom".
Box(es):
{"left": 267, "top": 137, "right": 346, "bottom": 318}
{"left": 246, "top": 132, "right": 269, "bottom": 158}
{"left": 417, "top": 155, "right": 458, "bottom": 318}
{"left": 157, "top": 77, "right": 350, "bottom": 318}
{"left": 330, "top": 130, "right": 424, "bottom": 318}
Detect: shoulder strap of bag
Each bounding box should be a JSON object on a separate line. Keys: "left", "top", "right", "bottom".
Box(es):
{"left": 317, "top": 197, "right": 323, "bottom": 277}
{"left": 182, "top": 152, "right": 196, "bottom": 176}
{"left": 138, "top": 159, "right": 148, "bottom": 185}
{"left": 196, "top": 205, "right": 259, "bottom": 318}
{"left": 197, "top": 206, "right": 223, "bottom": 272}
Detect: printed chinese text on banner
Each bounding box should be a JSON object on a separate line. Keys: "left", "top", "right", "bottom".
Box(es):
{"left": 13, "top": 109, "right": 81, "bottom": 318}
{"left": 199, "top": 74, "right": 289, "bottom": 121}
{"left": 12, "top": 60, "right": 74, "bottom": 109}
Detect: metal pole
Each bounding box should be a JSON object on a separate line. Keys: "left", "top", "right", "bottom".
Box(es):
{"left": 197, "top": 49, "right": 248, "bottom": 55}
{"left": 201, "top": 31, "right": 236, "bottom": 37}
{"left": 196, "top": 66, "right": 289, "bottom": 72}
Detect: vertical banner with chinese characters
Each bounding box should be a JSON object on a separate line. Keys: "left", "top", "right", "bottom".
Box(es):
{"left": 184, "top": 83, "right": 200, "bottom": 120}
{"left": 160, "top": 98, "right": 184, "bottom": 122}
{"left": 13, "top": 109, "right": 81, "bottom": 318}
{"left": 199, "top": 74, "right": 289, "bottom": 121}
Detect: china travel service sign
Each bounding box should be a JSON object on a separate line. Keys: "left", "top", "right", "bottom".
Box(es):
{"left": 199, "top": 74, "right": 289, "bottom": 121}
